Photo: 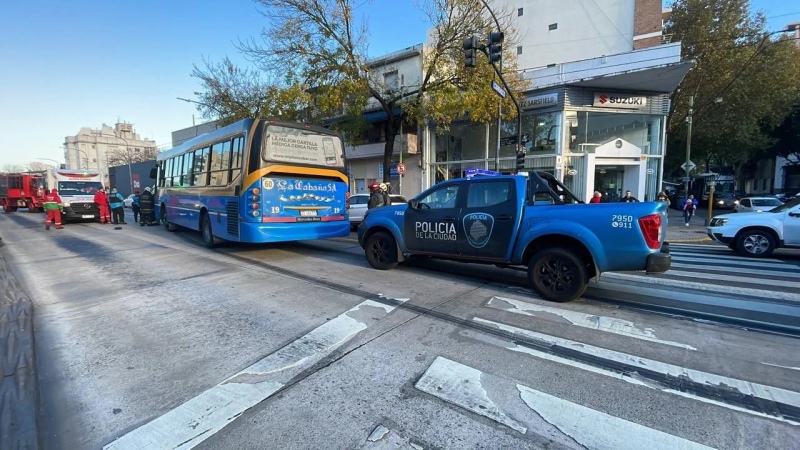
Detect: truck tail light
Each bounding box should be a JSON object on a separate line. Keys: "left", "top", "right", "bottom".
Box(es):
{"left": 638, "top": 214, "right": 662, "bottom": 250}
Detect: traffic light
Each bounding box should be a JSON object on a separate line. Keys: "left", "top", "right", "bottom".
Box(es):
{"left": 515, "top": 148, "right": 526, "bottom": 171}
{"left": 463, "top": 36, "right": 478, "bottom": 68}
{"left": 487, "top": 32, "right": 504, "bottom": 64}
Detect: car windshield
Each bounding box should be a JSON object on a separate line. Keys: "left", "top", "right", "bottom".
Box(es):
{"left": 57, "top": 181, "right": 104, "bottom": 196}
{"left": 770, "top": 196, "right": 800, "bottom": 213}
{"left": 752, "top": 199, "right": 782, "bottom": 207}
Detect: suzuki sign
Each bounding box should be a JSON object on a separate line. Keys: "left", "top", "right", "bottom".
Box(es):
{"left": 593, "top": 93, "right": 648, "bottom": 109}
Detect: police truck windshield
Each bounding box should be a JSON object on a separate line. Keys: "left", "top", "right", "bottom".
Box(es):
{"left": 57, "top": 181, "right": 103, "bottom": 196}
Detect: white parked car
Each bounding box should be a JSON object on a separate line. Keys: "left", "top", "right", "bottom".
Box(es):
{"left": 734, "top": 197, "right": 782, "bottom": 213}
{"left": 349, "top": 193, "right": 407, "bottom": 229}
{"left": 707, "top": 197, "right": 800, "bottom": 257}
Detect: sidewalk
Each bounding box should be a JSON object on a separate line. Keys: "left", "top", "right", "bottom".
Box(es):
{"left": 665, "top": 207, "right": 715, "bottom": 244}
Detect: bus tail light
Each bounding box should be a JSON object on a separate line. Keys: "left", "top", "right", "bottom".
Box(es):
{"left": 252, "top": 188, "right": 260, "bottom": 195}
{"left": 638, "top": 214, "right": 662, "bottom": 250}
{"left": 251, "top": 210, "right": 260, "bottom": 217}
{"left": 251, "top": 195, "right": 260, "bottom": 202}
{"left": 251, "top": 203, "right": 259, "bottom": 210}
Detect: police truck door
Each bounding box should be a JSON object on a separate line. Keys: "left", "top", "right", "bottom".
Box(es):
{"left": 457, "top": 179, "right": 518, "bottom": 259}
{"left": 404, "top": 183, "right": 462, "bottom": 255}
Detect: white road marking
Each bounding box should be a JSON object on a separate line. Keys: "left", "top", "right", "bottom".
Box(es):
{"left": 761, "top": 363, "right": 800, "bottom": 371}
{"left": 671, "top": 262, "right": 800, "bottom": 279}
{"left": 602, "top": 272, "right": 800, "bottom": 301}
{"left": 487, "top": 296, "right": 696, "bottom": 350}
{"left": 104, "top": 299, "right": 406, "bottom": 450}
{"left": 415, "top": 356, "right": 527, "bottom": 434}
{"left": 517, "top": 385, "right": 715, "bottom": 450}
{"left": 474, "top": 318, "right": 800, "bottom": 425}
{"left": 671, "top": 254, "right": 797, "bottom": 270}
{"left": 663, "top": 270, "right": 800, "bottom": 289}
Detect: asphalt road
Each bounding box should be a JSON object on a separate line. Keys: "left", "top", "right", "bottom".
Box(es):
{"left": 1, "top": 210, "right": 798, "bottom": 450}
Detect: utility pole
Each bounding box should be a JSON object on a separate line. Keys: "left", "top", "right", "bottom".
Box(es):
{"left": 684, "top": 95, "right": 694, "bottom": 201}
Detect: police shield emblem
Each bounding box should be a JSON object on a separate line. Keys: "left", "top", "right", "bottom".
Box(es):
{"left": 463, "top": 213, "right": 494, "bottom": 248}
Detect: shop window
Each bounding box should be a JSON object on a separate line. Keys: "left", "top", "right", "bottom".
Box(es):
{"left": 517, "top": 46, "right": 523, "bottom": 55}
{"left": 518, "top": 8, "right": 523, "bottom": 16}
{"left": 549, "top": 23, "right": 557, "bottom": 31}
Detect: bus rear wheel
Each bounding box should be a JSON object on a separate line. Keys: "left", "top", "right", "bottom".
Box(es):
{"left": 162, "top": 206, "right": 177, "bottom": 232}
{"left": 201, "top": 214, "right": 219, "bottom": 249}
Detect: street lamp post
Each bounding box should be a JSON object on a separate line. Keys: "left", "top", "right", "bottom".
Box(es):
{"left": 117, "top": 135, "right": 134, "bottom": 194}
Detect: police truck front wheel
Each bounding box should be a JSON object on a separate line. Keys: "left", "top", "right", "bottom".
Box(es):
{"left": 365, "top": 232, "right": 398, "bottom": 270}
{"left": 527, "top": 248, "right": 587, "bottom": 302}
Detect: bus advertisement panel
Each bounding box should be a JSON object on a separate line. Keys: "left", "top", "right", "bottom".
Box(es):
{"left": 52, "top": 169, "right": 104, "bottom": 221}
{"left": 156, "top": 118, "right": 350, "bottom": 248}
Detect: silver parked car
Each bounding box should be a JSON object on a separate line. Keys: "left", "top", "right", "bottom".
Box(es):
{"left": 349, "top": 193, "right": 407, "bottom": 229}
{"left": 734, "top": 197, "right": 783, "bottom": 213}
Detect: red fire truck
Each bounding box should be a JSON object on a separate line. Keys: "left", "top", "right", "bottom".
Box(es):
{"left": 0, "top": 172, "right": 48, "bottom": 213}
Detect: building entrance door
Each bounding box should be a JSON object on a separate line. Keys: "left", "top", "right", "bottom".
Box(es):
{"left": 594, "top": 166, "right": 625, "bottom": 202}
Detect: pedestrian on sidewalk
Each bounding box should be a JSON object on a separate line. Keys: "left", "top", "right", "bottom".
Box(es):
{"left": 108, "top": 188, "right": 126, "bottom": 224}
{"left": 590, "top": 191, "right": 602, "bottom": 203}
{"left": 620, "top": 190, "right": 639, "bottom": 203}
{"left": 131, "top": 190, "right": 141, "bottom": 223}
{"left": 657, "top": 191, "right": 671, "bottom": 207}
{"left": 683, "top": 195, "right": 697, "bottom": 226}
{"left": 43, "top": 189, "right": 64, "bottom": 230}
{"left": 94, "top": 188, "right": 111, "bottom": 224}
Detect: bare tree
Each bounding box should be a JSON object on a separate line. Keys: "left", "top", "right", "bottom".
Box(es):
{"left": 1, "top": 164, "right": 26, "bottom": 173}
{"left": 194, "top": 0, "right": 527, "bottom": 181}
{"left": 106, "top": 147, "right": 158, "bottom": 168}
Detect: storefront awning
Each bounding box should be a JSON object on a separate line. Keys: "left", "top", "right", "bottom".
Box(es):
{"left": 567, "top": 61, "right": 693, "bottom": 93}
{"left": 526, "top": 42, "right": 693, "bottom": 95}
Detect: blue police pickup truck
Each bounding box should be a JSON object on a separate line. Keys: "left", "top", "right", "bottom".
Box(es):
{"left": 357, "top": 170, "right": 670, "bottom": 302}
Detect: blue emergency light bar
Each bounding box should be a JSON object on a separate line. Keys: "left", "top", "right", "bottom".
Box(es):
{"left": 465, "top": 169, "right": 500, "bottom": 178}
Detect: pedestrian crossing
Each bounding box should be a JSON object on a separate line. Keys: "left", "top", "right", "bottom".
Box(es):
{"left": 412, "top": 294, "right": 799, "bottom": 450}
{"left": 607, "top": 243, "right": 800, "bottom": 301}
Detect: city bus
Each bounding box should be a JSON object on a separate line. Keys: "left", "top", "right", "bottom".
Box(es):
{"left": 155, "top": 118, "right": 350, "bottom": 248}
{"left": 52, "top": 169, "right": 104, "bottom": 221}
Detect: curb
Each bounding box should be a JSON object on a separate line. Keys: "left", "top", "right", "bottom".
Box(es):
{"left": 0, "top": 251, "right": 39, "bottom": 450}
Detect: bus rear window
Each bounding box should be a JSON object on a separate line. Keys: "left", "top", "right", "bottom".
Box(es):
{"left": 262, "top": 125, "right": 344, "bottom": 167}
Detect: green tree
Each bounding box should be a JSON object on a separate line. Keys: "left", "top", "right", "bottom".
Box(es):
{"left": 193, "top": 0, "right": 528, "bottom": 182}
{"left": 767, "top": 102, "right": 800, "bottom": 165}
{"left": 664, "top": 0, "right": 800, "bottom": 176}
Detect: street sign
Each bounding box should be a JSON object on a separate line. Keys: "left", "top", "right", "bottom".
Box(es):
{"left": 396, "top": 163, "right": 406, "bottom": 175}
{"left": 492, "top": 81, "right": 506, "bottom": 98}
{"left": 681, "top": 161, "right": 696, "bottom": 172}
{"left": 499, "top": 136, "right": 517, "bottom": 146}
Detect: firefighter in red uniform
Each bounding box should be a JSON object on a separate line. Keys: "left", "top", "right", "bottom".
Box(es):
{"left": 43, "top": 189, "right": 64, "bottom": 230}
{"left": 93, "top": 188, "right": 111, "bottom": 224}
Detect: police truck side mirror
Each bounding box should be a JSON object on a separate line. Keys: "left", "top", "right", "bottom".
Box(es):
{"left": 149, "top": 168, "right": 157, "bottom": 179}
{"left": 408, "top": 199, "right": 419, "bottom": 210}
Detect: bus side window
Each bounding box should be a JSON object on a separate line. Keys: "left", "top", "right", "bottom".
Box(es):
{"left": 182, "top": 152, "right": 194, "bottom": 186}
{"left": 230, "top": 136, "right": 243, "bottom": 183}
{"left": 194, "top": 147, "right": 210, "bottom": 186}
{"left": 164, "top": 159, "right": 173, "bottom": 187}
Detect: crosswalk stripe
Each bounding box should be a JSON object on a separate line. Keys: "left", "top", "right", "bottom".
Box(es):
{"left": 671, "top": 254, "right": 797, "bottom": 270}
{"left": 670, "top": 262, "right": 800, "bottom": 279}
{"left": 657, "top": 270, "right": 800, "bottom": 290}
{"left": 603, "top": 272, "right": 800, "bottom": 302}
{"left": 487, "top": 296, "right": 696, "bottom": 350}
{"left": 415, "top": 357, "right": 527, "bottom": 434}
{"left": 104, "top": 298, "right": 407, "bottom": 450}
{"left": 473, "top": 318, "right": 800, "bottom": 425}
{"left": 416, "top": 357, "right": 714, "bottom": 449}
{"left": 517, "top": 385, "right": 715, "bottom": 450}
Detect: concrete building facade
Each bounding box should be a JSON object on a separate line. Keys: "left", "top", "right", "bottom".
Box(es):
{"left": 64, "top": 123, "right": 157, "bottom": 188}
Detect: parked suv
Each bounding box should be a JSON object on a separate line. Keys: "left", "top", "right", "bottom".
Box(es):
{"left": 348, "top": 193, "right": 407, "bottom": 229}
{"left": 708, "top": 197, "right": 800, "bottom": 257}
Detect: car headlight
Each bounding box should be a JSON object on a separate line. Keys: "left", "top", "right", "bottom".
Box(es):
{"left": 718, "top": 200, "right": 724, "bottom": 204}
{"left": 63, "top": 202, "right": 71, "bottom": 207}
{"left": 710, "top": 218, "right": 728, "bottom": 226}
{"left": 734, "top": 200, "right": 739, "bottom": 205}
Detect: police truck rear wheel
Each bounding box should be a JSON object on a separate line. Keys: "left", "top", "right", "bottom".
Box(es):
{"left": 365, "top": 232, "right": 398, "bottom": 270}
{"left": 528, "top": 248, "right": 587, "bottom": 302}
